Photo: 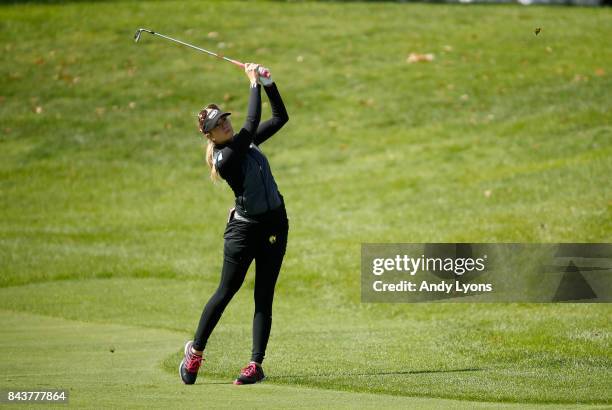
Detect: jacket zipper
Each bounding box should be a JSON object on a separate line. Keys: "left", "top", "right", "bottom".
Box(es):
{"left": 250, "top": 149, "right": 271, "bottom": 212}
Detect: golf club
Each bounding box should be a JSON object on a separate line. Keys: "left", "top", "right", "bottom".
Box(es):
{"left": 134, "top": 28, "right": 270, "bottom": 78}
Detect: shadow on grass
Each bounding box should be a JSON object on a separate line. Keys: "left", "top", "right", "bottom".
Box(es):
{"left": 185, "top": 368, "right": 486, "bottom": 386}
{"left": 271, "top": 367, "right": 485, "bottom": 379}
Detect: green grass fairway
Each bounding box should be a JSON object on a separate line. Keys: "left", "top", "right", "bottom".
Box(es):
{"left": 6, "top": 309, "right": 603, "bottom": 410}
{"left": 1, "top": 1, "right": 611, "bottom": 408}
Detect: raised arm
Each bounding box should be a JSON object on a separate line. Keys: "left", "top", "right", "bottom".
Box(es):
{"left": 254, "top": 82, "right": 289, "bottom": 146}
{"left": 230, "top": 64, "right": 261, "bottom": 151}
{"left": 214, "top": 64, "right": 261, "bottom": 177}
{"left": 229, "top": 82, "right": 261, "bottom": 154}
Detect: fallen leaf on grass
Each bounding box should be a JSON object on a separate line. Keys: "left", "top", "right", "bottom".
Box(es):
{"left": 407, "top": 53, "right": 435, "bottom": 63}
{"left": 573, "top": 74, "right": 588, "bottom": 83}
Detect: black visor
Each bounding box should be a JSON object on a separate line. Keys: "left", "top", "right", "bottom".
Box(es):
{"left": 203, "top": 109, "right": 231, "bottom": 133}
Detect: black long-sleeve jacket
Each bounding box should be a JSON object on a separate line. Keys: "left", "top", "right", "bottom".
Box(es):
{"left": 213, "top": 83, "right": 289, "bottom": 217}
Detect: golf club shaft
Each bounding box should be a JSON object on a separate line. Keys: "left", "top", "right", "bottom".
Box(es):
{"left": 135, "top": 29, "right": 270, "bottom": 78}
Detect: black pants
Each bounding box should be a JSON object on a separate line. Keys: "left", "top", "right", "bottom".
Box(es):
{"left": 193, "top": 204, "right": 288, "bottom": 364}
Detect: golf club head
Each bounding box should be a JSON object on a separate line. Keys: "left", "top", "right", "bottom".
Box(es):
{"left": 134, "top": 28, "right": 153, "bottom": 43}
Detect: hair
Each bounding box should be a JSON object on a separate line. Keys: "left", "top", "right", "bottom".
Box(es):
{"left": 198, "top": 103, "right": 221, "bottom": 182}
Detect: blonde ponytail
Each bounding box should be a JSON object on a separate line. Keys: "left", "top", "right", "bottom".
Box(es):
{"left": 205, "top": 140, "right": 221, "bottom": 182}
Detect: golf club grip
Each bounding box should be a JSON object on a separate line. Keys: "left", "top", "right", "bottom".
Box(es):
{"left": 233, "top": 61, "right": 271, "bottom": 78}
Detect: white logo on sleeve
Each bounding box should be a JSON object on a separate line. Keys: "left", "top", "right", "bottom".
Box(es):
{"left": 208, "top": 109, "right": 219, "bottom": 119}
{"left": 215, "top": 151, "right": 223, "bottom": 165}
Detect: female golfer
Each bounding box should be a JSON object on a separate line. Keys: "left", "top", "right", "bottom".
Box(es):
{"left": 180, "top": 63, "right": 289, "bottom": 385}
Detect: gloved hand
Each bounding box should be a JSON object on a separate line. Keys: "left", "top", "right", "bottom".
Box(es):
{"left": 245, "top": 63, "right": 260, "bottom": 87}
{"left": 258, "top": 66, "right": 273, "bottom": 86}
